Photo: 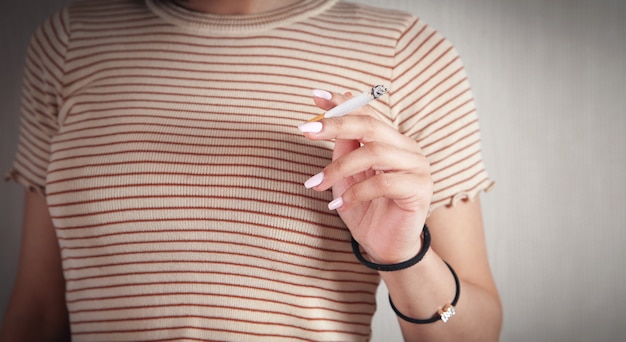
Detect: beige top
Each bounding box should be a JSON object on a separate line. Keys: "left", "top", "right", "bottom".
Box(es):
{"left": 8, "top": 0, "right": 493, "bottom": 340}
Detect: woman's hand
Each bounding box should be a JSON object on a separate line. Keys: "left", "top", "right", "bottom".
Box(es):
{"left": 299, "top": 90, "right": 434, "bottom": 265}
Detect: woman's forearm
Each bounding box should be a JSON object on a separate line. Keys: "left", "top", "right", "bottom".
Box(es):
{"left": 380, "top": 250, "right": 502, "bottom": 342}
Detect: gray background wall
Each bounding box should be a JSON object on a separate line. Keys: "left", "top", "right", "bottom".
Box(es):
{"left": 1, "top": 1, "right": 625, "bottom": 341}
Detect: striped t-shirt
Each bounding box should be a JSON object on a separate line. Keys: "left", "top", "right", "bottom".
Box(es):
{"left": 8, "top": 0, "right": 493, "bottom": 340}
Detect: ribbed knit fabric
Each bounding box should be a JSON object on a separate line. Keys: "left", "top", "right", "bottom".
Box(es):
{"left": 7, "top": 0, "right": 493, "bottom": 340}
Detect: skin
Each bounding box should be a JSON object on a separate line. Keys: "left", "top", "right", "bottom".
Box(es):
{"left": 172, "top": 0, "right": 302, "bottom": 15}
{"left": 301, "top": 91, "right": 502, "bottom": 341}
{"left": 0, "top": 191, "right": 70, "bottom": 342}
{"left": 1, "top": 1, "right": 502, "bottom": 341}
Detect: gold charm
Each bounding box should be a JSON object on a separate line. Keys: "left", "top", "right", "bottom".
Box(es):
{"left": 438, "top": 304, "right": 456, "bottom": 323}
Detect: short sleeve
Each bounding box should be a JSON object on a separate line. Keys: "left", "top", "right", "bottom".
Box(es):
{"left": 5, "top": 9, "right": 70, "bottom": 196}
{"left": 389, "top": 18, "right": 494, "bottom": 211}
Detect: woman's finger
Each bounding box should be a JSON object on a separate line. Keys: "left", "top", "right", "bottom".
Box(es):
{"left": 305, "top": 141, "right": 429, "bottom": 191}
{"left": 311, "top": 89, "right": 354, "bottom": 111}
{"left": 332, "top": 139, "right": 360, "bottom": 162}
{"left": 299, "top": 115, "right": 419, "bottom": 154}
{"left": 332, "top": 172, "right": 433, "bottom": 212}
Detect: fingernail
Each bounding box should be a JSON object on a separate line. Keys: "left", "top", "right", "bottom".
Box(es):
{"left": 298, "top": 122, "right": 323, "bottom": 133}
{"left": 328, "top": 197, "right": 344, "bottom": 210}
{"left": 304, "top": 172, "right": 324, "bottom": 189}
{"left": 341, "top": 90, "right": 352, "bottom": 95}
{"left": 312, "top": 89, "right": 332, "bottom": 100}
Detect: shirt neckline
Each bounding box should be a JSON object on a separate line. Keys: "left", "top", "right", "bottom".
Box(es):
{"left": 146, "top": 0, "right": 338, "bottom": 34}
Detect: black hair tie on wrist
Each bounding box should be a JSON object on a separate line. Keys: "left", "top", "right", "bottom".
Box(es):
{"left": 389, "top": 261, "right": 460, "bottom": 324}
{"left": 351, "top": 225, "right": 430, "bottom": 272}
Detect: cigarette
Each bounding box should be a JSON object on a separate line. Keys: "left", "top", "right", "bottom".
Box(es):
{"left": 307, "top": 85, "right": 388, "bottom": 122}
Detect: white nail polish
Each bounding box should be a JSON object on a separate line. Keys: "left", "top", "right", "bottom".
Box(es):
{"left": 312, "top": 89, "right": 332, "bottom": 100}
{"left": 298, "top": 122, "right": 323, "bottom": 133}
{"left": 304, "top": 172, "right": 324, "bottom": 189}
{"left": 328, "top": 197, "right": 344, "bottom": 210}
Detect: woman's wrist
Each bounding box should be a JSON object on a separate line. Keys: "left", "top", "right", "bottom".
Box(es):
{"left": 351, "top": 225, "right": 430, "bottom": 272}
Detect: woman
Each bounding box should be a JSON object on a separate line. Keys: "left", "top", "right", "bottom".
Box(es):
{"left": 1, "top": 0, "right": 502, "bottom": 340}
